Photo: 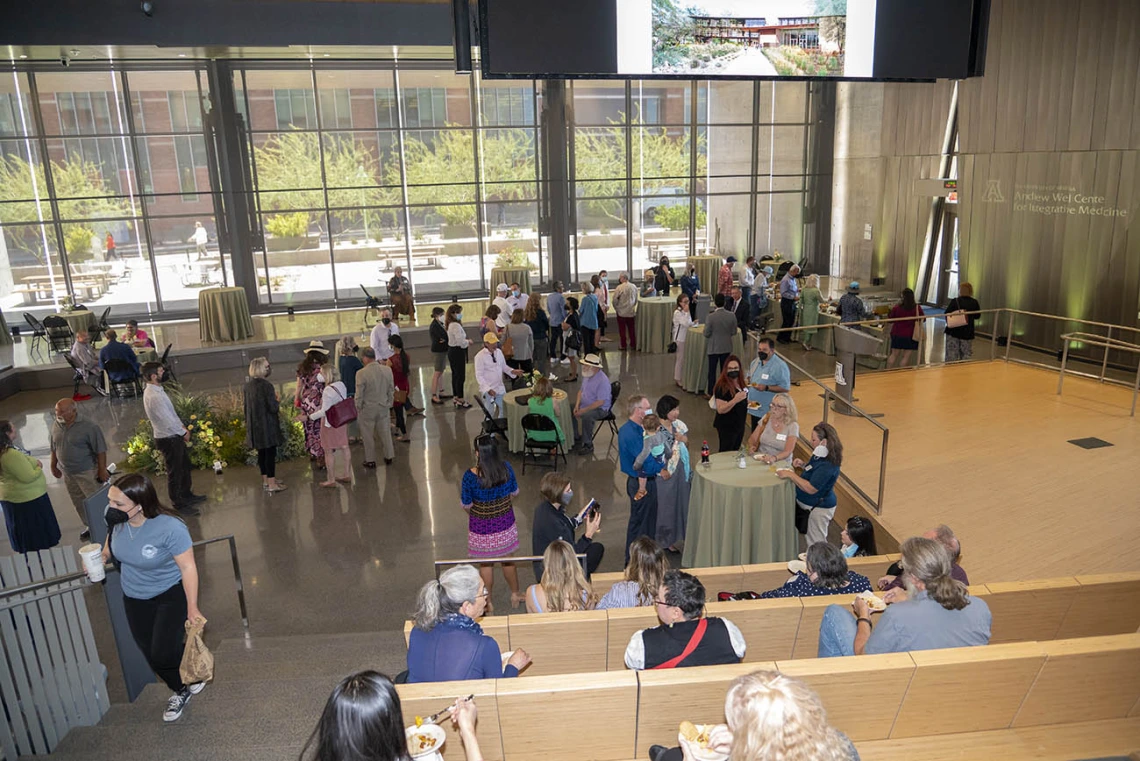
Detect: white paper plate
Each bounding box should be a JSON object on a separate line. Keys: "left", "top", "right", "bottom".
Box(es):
{"left": 787, "top": 559, "right": 807, "bottom": 574}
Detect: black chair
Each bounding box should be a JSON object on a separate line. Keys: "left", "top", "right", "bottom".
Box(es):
{"left": 473, "top": 394, "right": 509, "bottom": 441}
{"left": 22, "top": 313, "right": 47, "bottom": 351}
{"left": 592, "top": 380, "right": 622, "bottom": 447}
{"left": 90, "top": 306, "right": 112, "bottom": 343}
{"left": 41, "top": 315, "right": 74, "bottom": 354}
{"left": 159, "top": 343, "right": 176, "bottom": 382}
{"left": 102, "top": 358, "right": 142, "bottom": 399}
{"left": 521, "top": 413, "right": 566, "bottom": 473}
{"left": 360, "top": 286, "right": 384, "bottom": 328}
{"left": 64, "top": 354, "right": 107, "bottom": 398}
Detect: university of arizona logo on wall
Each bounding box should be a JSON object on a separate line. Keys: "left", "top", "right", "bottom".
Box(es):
{"left": 981, "top": 179, "right": 1005, "bottom": 203}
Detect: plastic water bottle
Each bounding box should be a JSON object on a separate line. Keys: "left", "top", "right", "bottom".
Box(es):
{"left": 701, "top": 440, "right": 711, "bottom": 468}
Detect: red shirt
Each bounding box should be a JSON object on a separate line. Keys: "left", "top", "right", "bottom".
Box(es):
{"left": 717, "top": 265, "right": 734, "bottom": 296}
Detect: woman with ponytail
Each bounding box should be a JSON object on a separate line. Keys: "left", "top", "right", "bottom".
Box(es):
{"left": 406, "top": 564, "right": 531, "bottom": 682}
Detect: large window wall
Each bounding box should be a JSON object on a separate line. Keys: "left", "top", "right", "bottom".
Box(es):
{"left": 0, "top": 67, "right": 227, "bottom": 320}
{"left": 2, "top": 61, "right": 816, "bottom": 319}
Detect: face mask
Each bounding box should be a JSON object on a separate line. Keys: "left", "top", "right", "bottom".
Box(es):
{"left": 511, "top": 289, "right": 519, "bottom": 297}
{"left": 758, "top": 351, "right": 769, "bottom": 362}
{"left": 382, "top": 317, "right": 391, "bottom": 325}
{"left": 813, "top": 444, "right": 829, "bottom": 459}
{"left": 561, "top": 489, "right": 573, "bottom": 504}
{"left": 55, "top": 416, "right": 67, "bottom": 425}
{"left": 104, "top": 504, "right": 135, "bottom": 529}
{"left": 727, "top": 370, "right": 740, "bottom": 378}
{"left": 437, "top": 315, "right": 445, "bottom": 324}
{"left": 457, "top": 312, "right": 464, "bottom": 321}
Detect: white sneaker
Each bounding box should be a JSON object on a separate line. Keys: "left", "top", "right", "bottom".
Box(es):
{"left": 547, "top": 373, "right": 559, "bottom": 381}
{"left": 163, "top": 688, "right": 193, "bottom": 722}
{"left": 560, "top": 358, "right": 571, "bottom": 365}
{"left": 187, "top": 681, "right": 206, "bottom": 695}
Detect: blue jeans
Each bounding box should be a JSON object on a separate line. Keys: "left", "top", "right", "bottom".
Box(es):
{"left": 740, "top": 285, "right": 753, "bottom": 320}
{"left": 817, "top": 604, "right": 857, "bottom": 658}
{"left": 482, "top": 391, "right": 504, "bottom": 418}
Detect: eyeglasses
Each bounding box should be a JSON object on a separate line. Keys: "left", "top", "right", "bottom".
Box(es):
{"left": 653, "top": 599, "right": 671, "bottom": 606}
{"left": 476, "top": 590, "right": 490, "bottom": 598}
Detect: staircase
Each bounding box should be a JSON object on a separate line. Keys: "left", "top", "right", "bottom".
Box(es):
{"left": 27, "top": 630, "right": 409, "bottom": 761}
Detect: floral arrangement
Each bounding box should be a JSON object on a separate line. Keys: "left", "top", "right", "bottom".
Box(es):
{"left": 60, "top": 295, "right": 76, "bottom": 312}
{"left": 122, "top": 385, "right": 305, "bottom": 475}
{"left": 522, "top": 368, "right": 546, "bottom": 389}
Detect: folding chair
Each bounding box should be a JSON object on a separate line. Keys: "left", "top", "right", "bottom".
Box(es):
{"left": 42, "top": 315, "right": 75, "bottom": 354}
{"left": 361, "top": 285, "right": 385, "bottom": 328}
{"left": 159, "top": 343, "right": 176, "bottom": 383}
{"left": 592, "top": 380, "right": 622, "bottom": 447}
{"left": 23, "top": 313, "right": 47, "bottom": 352}
{"left": 473, "top": 393, "right": 509, "bottom": 441}
{"left": 64, "top": 354, "right": 106, "bottom": 398}
{"left": 521, "top": 413, "right": 567, "bottom": 473}
{"left": 102, "top": 359, "right": 142, "bottom": 399}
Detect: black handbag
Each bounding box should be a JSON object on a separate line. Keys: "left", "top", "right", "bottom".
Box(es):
{"left": 565, "top": 329, "right": 581, "bottom": 351}
{"left": 667, "top": 323, "right": 680, "bottom": 353}
{"left": 794, "top": 505, "right": 810, "bottom": 534}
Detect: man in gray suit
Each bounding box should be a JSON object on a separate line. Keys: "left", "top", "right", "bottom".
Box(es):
{"left": 703, "top": 293, "right": 738, "bottom": 398}
{"left": 355, "top": 347, "right": 395, "bottom": 467}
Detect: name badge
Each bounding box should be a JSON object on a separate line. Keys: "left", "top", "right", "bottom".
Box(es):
{"left": 760, "top": 373, "right": 770, "bottom": 380}
{"left": 804, "top": 465, "right": 813, "bottom": 472}
{"left": 775, "top": 433, "right": 787, "bottom": 441}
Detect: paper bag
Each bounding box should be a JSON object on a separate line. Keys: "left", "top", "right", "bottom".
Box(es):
{"left": 180, "top": 617, "right": 214, "bottom": 685}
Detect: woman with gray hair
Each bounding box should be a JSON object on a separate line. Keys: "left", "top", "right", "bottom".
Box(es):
{"left": 758, "top": 542, "right": 871, "bottom": 598}
{"left": 243, "top": 357, "right": 284, "bottom": 493}
{"left": 406, "top": 564, "right": 531, "bottom": 683}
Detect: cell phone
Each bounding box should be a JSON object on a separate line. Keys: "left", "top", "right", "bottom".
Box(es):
{"left": 581, "top": 499, "right": 599, "bottom": 520}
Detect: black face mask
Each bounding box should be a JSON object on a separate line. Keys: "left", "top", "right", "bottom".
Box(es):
{"left": 758, "top": 351, "right": 769, "bottom": 361}
{"left": 382, "top": 317, "right": 391, "bottom": 325}
{"left": 727, "top": 370, "right": 740, "bottom": 378}
{"left": 104, "top": 505, "right": 133, "bottom": 529}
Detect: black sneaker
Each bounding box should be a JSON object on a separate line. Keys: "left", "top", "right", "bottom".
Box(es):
{"left": 163, "top": 687, "right": 193, "bottom": 722}
{"left": 176, "top": 504, "right": 201, "bottom": 517}
{"left": 186, "top": 494, "right": 208, "bottom": 504}
{"left": 79, "top": 529, "right": 91, "bottom": 541}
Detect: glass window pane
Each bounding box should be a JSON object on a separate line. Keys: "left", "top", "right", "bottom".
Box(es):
{"left": 36, "top": 72, "right": 129, "bottom": 136}
{"left": 0, "top": 73, "right": 34, "bottom": 137}
{"left": 632, "top": 82, "right": 689, "bottom": 125}
{"left": 148, "top": 215, "right": 229, "bottom": 311}
{"left": 250, "top": 131, "right": 324, "bottom": 197}
{"left": 322, "top": 131, "right": 402, "bottom": 210}
{"left": 1, "top": 223, "right": 65, "bottom": 315}
{"left": 756, "top": 126, "right": 808, "bottom": 176}
{"left": 480, "top": 81, "right": 535, "bottom": 127}
{"left": 575, "top": 199, "right": 627, "bottom": 284}
{"left": 407, "top": 205, "right": 480, "bottom": 296}
{"left": 256, "top": 210, "right": 333, "bottom": 305}
{"left": 398, "top": 70, "right": 472, "bottom": 128}
{"left": 705, "top": 81, "right": 754, "bottom": 124}
{"left": 574, "top": 126, "right": 625, "bottom": 197}
{"left": 479, "top": 127, "right": 536, "bottom": 202}
{"left": 705, "top": 125, "right": 752, "bottom": 179}
{"left": 44, "top": 137, "right": 138, "bottom": 219}
{"left": 62, "top": 217, "right": 159, "bottom": 315}
{"left": 773, "top": 81, "right": 808, "bottom": 124}
{"left": 573, "top": 81, "right": 627, "bottom": 126}
{"left": 0, "top": 140, "right": 46, "bottom": 213}
{"left": 403, "top": 127, "right": 477, "bottom": 205}
{"left": 755, "top": 191, "right": 804, "bottom": 258}
{"left": 632, "top": 127, "right": 691, "bottom": 195}
{"left": 241, "top": 71, "right": 316, "bottom": 132}
{"left": 702, "top": 194, "right": 749, "bottom": 255}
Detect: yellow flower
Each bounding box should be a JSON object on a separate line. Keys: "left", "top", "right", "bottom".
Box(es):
{"left": 191, "top": 414, "right": 198, "bottom": 420}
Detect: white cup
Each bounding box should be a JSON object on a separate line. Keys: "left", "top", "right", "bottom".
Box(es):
{"left": 78, "top": 544, "right": 105, "bottom": 582}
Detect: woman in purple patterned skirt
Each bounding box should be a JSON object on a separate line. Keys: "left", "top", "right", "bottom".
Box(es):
{"left": 461, "top": 434, "right": 523, "bottom": 611}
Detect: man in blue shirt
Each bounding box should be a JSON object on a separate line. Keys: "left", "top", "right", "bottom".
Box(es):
{"left": 98, "top": 329, "right": 141, "bottom": 382}
{"left": 777, "top": 264, "right": 801, "bottom": 344}
{"left": 579, "top": 281, "right": 600, "bottom": 358}
{"left": 817, "top": 536, "right": 991, "bottom": 658}
{"left": 547, "top": 280, "right": 568, "bottom": 364}
{"left": 746, "top": 336, "right": 791, "bottom": 427}
{"left": 619, "top": 394, "right": 663, "bottom": 564}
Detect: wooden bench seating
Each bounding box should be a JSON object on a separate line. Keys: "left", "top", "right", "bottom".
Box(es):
{"left": 403, "top": 572, "right": 1140, "bottom": 677}
{"left": 396, "top": 632, "right": 1140, "bottom": 761}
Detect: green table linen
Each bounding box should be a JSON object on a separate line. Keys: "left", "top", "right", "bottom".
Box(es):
{"left": 634, "top": 296, "right": 679, "bottom": 354}
{"left": 680, "top": 326, "right": 755, "bottom": 394}
{"left": 54, "top": 310, "right": 97, "bottom": 336}
{"left": 489, "top": 268, "right": 532, "bottom": 298}
{"left": 199, "top": 287, "right": 254, "bottom": 343}
{"left": 504, "top": 387, "right": 574, "bottom": 453}
{"left": 682, "top": 452, "right": 798, "bottom": 568}
{"left": 686, "top": 255, "right": 723, "bottom": 296}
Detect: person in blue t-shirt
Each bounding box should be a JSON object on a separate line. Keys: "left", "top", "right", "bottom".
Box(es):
{"left": 746, "top": 336, "right": 791, "bottom": 426}
{"left": 101, "top": 473, "right": 204, "bottom": 723}
{"left": 775, "top": 422, "right": 843, "bottom": 547}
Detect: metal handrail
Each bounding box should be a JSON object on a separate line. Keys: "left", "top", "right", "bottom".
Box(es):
{"left": 774, "top": 349, "right": 890, "bottom": 514}
{"left": 0, "top": 534, "right": 250, "bottom": 631}
{"left": 1058, "top": 332, "right": 1140, "bottom": 416}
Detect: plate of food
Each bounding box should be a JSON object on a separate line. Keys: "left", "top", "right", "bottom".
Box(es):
{"left": 405, "top": 722, "right": 446, "bottom": 760}
{"left": 679, "top": 721, "right": 730, "bottom": 761}
{"left": 856, "top": 590, "right": 887, "bottom": 613}
{"left": 787, "top": 559, "right": 807, "bottom": 574}
{"left": 747, "top": 401, "right": 761, "bottom": 410}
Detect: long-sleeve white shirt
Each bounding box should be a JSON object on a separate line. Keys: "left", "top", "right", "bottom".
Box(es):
{"left": 143, "top": 383, "right": 187, "bottom": 439}
{"left": 369, "top": 321, "right": 400, "bottom": 360}
{"left": 310, "top": 381, "right": 348, "bottom": 428}
{"left": 493, "top": 296, "right": 512, "bottom": 328}
{"left": 741, "top": 265, "right": 755, "bottom": 288}
{"left": 506, "top": 292, "right": 529, "bottom": 316}
{"left": 447, "top": 321, "right": 470, "bottom": 348}
{"left": 474, "top": 347, "right": 514, "bottom": 395}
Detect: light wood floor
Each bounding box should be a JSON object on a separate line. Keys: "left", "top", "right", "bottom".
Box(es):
{"left": 790, "top": 361, "right": 1140, "bottom": 583}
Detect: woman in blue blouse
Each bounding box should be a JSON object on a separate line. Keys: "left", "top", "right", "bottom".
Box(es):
{"left": 759, "top": 542, "right": 871, "bottom": 598}
{"left": 406, "top": 564, "right": 531, "bottom": 683}
{"left": 775, "top": 422, "right": 843, "bottom": 547}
